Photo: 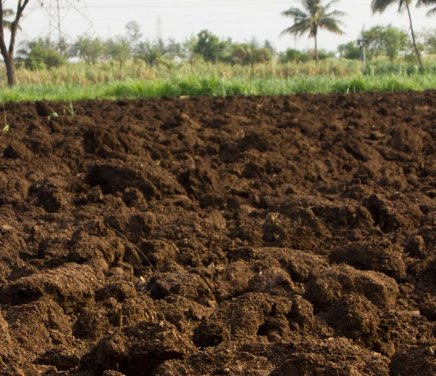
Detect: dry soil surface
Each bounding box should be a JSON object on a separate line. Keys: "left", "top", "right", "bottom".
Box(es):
{"left": 0, "top": 92, "right": 435, "bottom": 375}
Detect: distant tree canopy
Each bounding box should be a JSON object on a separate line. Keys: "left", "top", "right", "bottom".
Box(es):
{"left": 17, "top": 38, "right": 66, "bottom": 69}
{"left": 338, "top": 41, "right": 361, "bottom": 60}
{"left": 422, "top": 29, "right": 436, "bottom": 53}
{"left": 13, "top": 23, "right": 436, "bottom": 71}
{"left": 371, "top": 0, "right": 424, "bottom": 67}
{"left": 279, "top": 48, "right": 311, "bottom": 63}
{"left": 192, "top": 30, "right": 228, "bottom": 63}
{"left": 134, "top": 39, "right": 168, "bottom": 66}
{"left": 106, "top": 37, "right": 131, "bottom": 67}
{"left": 188, "top": 30, "right": 273, "bottom": 65}
{"left": 361, "top": 25, "right": 409, "bottom": 61}
{"left": 70, "top": 35, "right": 105, "bottom": 64}
{"left": 225, "top": 41, "right": 272, "bottom": 65}
{"left": 125, "top": 20, "right": 143, "bottom": 46}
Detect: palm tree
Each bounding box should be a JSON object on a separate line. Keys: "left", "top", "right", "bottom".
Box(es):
{"left": 281, "top": 0, "right": 346, "bottom": 62}
{"left": 420, "top": 0, "right": 436, "bottom": 15}
{"left": 371, "top": 0, "right": 424, "bottom": 69}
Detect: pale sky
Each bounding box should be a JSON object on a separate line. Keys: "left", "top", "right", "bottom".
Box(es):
{"left": 12, "top": 0, "right": 436, "bottom": 52}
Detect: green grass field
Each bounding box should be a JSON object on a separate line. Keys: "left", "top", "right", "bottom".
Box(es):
{"left": 1, "top": 59, "right": 436, "bottom": 102}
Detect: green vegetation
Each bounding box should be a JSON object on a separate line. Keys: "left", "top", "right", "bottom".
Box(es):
{"left": 358, "top": 25, "right": 409, "bottom": 61}
{"left": 0, "top": 2, "right": 435, "bottom": 101}
{"left": 281, "top": 0, "right": 346, "bottom": 62}
{"left": 371, "top": 0, "right": 425, "bottom": 68}
{"left": 17, "top": 38, "right": 66, "bottom": 70}
{"left": 1, "top": 0, "right": 436, "bottom": 92}
{"left": 1, "top": 60, "right": 436, "bottom": 102}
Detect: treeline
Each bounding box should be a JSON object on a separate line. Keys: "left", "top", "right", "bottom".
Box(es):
{"left": 16, "top": 26, "right": 276, "bottom": 69}
{"left": 16, "top": 22, "right": 436, "bottom": 70}
{"left": 339, "top": 26, "right": 436, "bottom": 61}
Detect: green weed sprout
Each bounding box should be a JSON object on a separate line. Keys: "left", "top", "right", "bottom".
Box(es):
{"left": 64, "top": 100, "right": 76, "bottom": 116}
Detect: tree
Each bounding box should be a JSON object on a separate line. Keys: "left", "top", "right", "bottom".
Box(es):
{"left": 180, "top": 35, "right": 198, "bottom": 61}
{"left": 279, "top": 48, "right": 312, "bottom": 63}
{"left": 338, "top": 41, "right": 361, "bottom": 59}
{"left": 17, "top": 37, "right": 66, "bottom": 69}
{"left": 71, "top": 34, "right": 105, "bottom": 64}
{"left": 382, "top": 25, "right": 409, "bottom": 61}
{"left": 106, "top": 37, "right": 131, "bottom": 68}
{"left": 371, "top": 0, "right": 424, "bottom": 68}
{"left": 192, "top": 30, "right": 228, "bottom": 63}
{"left": 125, "top": 20, "right": 142, "bottom": 47}
{"left": 422, "top": 29, "right": 436, "bottom": 53}
{"left": 281, "top": 0, "right": 346, "bottom": 62}
{"left": 361, "top": 26, "right": 385, "bottom": 60}
{"left": 0, "top": 0, "right": 31, "bottom": 86}
{"left": 164, "top": 39, "right": 184, "bottom": 61}
{"left": 263, "top": 40, "right": 276, "bottom": 56}
{"left": 225, "top": 40, "right": 272, "bottom": 66}
{"left": 134, "top": 39, "right": 168, "bottom": 66}
{"left": 420, "top": 0, "right": 436, "bottom": 15}
{"left": 359, "top": 25, "right": 409, "bottom": 61}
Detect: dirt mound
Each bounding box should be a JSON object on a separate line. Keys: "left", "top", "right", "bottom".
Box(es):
{"left": 0, "top": 92, "right": 435, "bottom": 375}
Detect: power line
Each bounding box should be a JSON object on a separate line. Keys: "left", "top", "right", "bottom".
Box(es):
{"left": 19, "top": 0, "right": 434, "bottom": 50}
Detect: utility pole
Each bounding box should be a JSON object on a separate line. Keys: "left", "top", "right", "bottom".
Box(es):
{"left": 48, "top": 0, "right": 52, "bottom": 48}
{"left": 357, "top": 26, "right": 367, "bottom": 72}
{"left": 44, "top": 0, "right": 92, "bottom": 54}
{"left": 156, "top": 16, "right": 162, "bottom": 42}
{"left": 57, "top": 0, "right": 62, "bottom": 54}
{"left": 47, "top": 0, "right": 61, "bottom": 50}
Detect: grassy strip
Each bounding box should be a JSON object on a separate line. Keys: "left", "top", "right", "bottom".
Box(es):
{"left": 1, "top": 74, "right": 436, "bottom": 102}
{"left": 12, "top": 59, "right": 436, "bottom": 86}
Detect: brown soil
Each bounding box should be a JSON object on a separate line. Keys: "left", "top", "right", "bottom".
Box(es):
{"left": 0, "top": 92, "right": 435, "bottom": 376}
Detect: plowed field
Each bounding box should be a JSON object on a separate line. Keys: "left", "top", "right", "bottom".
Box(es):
{"left": 0, "top": 92, "right": 435, "bottom": 375}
